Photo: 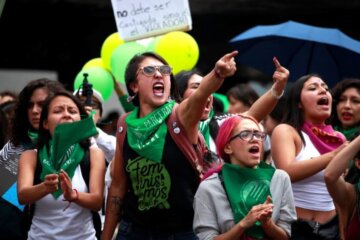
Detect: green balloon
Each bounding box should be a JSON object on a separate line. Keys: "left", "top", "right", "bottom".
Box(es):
{"left": 110, "top": 41, "right": 145, "bottom": 84}
{"left": 74, "top": 67, "right": 114, "bottom": 101}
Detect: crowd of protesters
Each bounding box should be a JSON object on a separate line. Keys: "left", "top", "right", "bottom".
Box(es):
{"left": 0, "top": 51, "right": 359, "bottom": 240}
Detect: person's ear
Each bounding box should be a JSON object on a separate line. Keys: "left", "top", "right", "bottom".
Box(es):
{"left": 129, "top": 81, "right": 138, "bottom": 95}
{"left": 224, "top": 142, "right": 233, "bottom": 155}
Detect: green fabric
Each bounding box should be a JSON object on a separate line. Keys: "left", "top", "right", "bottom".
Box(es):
{"left": 335, "top": 125, "right": 359, "bottom": 168}
{"left": 119, "top": 94, "right": 135, "bottom": 113}
{"left": 126, "top": 101, "right": 175, "bottom": 163}
{"left": 38, "top": 115, "right": 98, "bottom": 199}
{"left": 335, "top": 125, "right": 359, "bottom": 141}
{"left": 28, "top": 130, "right": 38, "bottom": 145}
{"left": 198, "top": 109, "right": 214, "bottom": 147}
{"left": 221, "top": 161, "right": 275, "bottom": 239}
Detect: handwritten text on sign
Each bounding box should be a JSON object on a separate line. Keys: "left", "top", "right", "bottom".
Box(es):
{"left": 111, "top": 0, "right": 192, "bottom": 41}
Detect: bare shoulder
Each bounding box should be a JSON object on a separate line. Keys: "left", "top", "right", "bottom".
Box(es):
{"left": 272, "top": 123, "right": 299, "bottom": 140}
{"left": 21, "top": 149, "right": 37, "bottom": 159}
{"left": 273, "top": 123, "right": 295, "bottom": 133}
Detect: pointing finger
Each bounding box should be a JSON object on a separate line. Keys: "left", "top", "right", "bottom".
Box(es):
{"left": 223, "top": 51, "right": 238, "bottom": 61}
{"left": 273, "top": 56, "right": 281, "bottom": 69}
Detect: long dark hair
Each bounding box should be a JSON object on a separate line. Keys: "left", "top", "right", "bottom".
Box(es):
{"left": 125, "top": 52, "right": 180, "bottom": 107}
{"left": 331, "top": 78, "right": 360, "bottom": 128}
{"left": 37, "top": 91, "right": 90, "bottom": 151}
{"left": 11, "top": 79, "right": 64, "bottom": 146}
{"left": 281, "top": 74, "right": 323, "bottom": 144}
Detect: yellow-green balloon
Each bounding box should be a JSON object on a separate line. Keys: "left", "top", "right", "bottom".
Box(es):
{"left": 74, "top": 67, "right": 114, "bottom": 101}
{"left": 101, "top": 32, "right": 124, "bottom": 70}
{"left": 110, "top": 41, "right": 145, "bottom": 84}
{"left": 154, "top": 31, "right": 199, "bottom": 74}
{"left": 82, "top": 58, "right": 105, "bottom": 69}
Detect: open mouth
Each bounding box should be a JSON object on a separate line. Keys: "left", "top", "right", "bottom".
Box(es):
{"left": 317, "top": 97, "right": 329, "bottom": 106}
{"left": 153, "top": 82, "right": 164, "bottom": 97}
{"left": 249, "top": 145, "right": 260, "bottom": 154}
{"left": 341, "top": 111, "right": 353, "bottom": 119}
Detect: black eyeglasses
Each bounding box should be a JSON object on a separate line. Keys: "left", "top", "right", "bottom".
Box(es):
{"left": 228, "top": 130, "right": 266, "bottom": 142}
{"left": 137, "top": 65, "right": 172, "bottom": 77}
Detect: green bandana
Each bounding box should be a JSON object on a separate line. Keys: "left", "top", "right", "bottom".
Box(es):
{"left": 126, "top": 101, "right": 175, "bottom": 163}
{"left": 198, "top": 109, "right": 214, "bottom": 147}
{"left": 221, "top": 162, "right": 275, "bottom": 239}
{"left": 38, "top": 115, "right": 98, "bottom": 199}
{"left": 335, "top": 125, "right": 359, "bottom": 141}
{"left": 28, "top": 130, "right": 39, "bottom": 145}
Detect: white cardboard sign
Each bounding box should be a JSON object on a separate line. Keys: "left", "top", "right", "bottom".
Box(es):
{"left": 110, "top": 0, "right": 192, "bottom": 41}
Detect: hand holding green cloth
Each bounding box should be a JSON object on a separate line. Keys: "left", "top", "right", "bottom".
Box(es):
{"left": 126, "top": 101, "right": 174, "bottom": 163}
{"left": 38, "top": 114, "right": 98, "bottom": 199}
{"left": 221, "top": 161, "right": 275, "bottom": 239}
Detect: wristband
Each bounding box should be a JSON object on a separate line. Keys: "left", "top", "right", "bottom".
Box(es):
{"left": 271, "top": 87, "right": 284, "bottom": 99}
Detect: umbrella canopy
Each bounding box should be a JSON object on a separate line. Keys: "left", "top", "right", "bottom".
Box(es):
{"left": 230, "top": 20, "right": 360, "bottom": 87}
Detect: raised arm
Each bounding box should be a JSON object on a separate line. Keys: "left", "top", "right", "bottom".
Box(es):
{"left": 325, "top": 135, "right": 359, "bottom": 207}
{"left": 246, "top": 57, "right": 288, "bottom": 122}
{"left": 178, "top": 51, "right": 238, "bottom": 141}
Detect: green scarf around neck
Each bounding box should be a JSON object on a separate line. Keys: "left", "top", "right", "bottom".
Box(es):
{"left": 221, "top": 161, "right": 275, "bottom": 239}
{"left": 126, "top": 101, "right": 175, "bottom": 163}
{"left": 335, "top": 125, "right": 359, "bottom": 141}
{"left": 38, "top": 114, "right": 98, "bottom": 199}
{"left": 198, "top": 109, "right": 214, "bottom": 147}
{"left": 28, "top": 130, "right": 39, "bottom": 145}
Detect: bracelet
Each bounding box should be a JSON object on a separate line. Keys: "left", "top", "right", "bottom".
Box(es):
{"left": 214, "top": 69, "right": 224, "bottom": 80}
{"left": 271, "top": 86, "right": 284, "bottom": 99}
{"left": 63, "top": 189, "right": 79, "bottom": 211}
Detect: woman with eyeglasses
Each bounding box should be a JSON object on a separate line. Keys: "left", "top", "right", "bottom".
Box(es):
{"left": 101, "top": 51, "right": 237, "bottom": 240}
{"left": 271, "top": 74, "right": 347, "bottom": 240}
{"left": 193, "top": 115, "right": 296, "bottom": 240}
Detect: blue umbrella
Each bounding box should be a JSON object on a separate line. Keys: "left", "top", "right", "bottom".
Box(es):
{"left": 230, "top": 20, "right": 360, "bottom": 87}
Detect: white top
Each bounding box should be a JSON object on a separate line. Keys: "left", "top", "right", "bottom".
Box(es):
{"left": 291, "top": 131, "right": 335, "bottom": 211}
{"left": 28, "top": 166, "right": 96, "bottom": 240}
{"left": 193, "top": 170, "right": 297, "bottom": 240}
{"left": 92, "top": 127, "right": 116, "bottom": 163}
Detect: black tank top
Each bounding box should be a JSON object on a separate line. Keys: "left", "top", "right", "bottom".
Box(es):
{"left": 122, "top": 131, "right": 198, "bottom": 232}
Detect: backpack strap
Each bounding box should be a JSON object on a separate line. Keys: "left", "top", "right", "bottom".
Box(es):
{"left": 166, "top": 103, "right": 206, "bottom": 180}
{"left": 115, "top": 108, "right": 206, "bottom": 180}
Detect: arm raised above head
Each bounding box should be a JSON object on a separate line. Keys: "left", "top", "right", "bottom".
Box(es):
{"left": 245, "top": 57, "right": 289, "bottom": 122}
{"left": 178, "top": 51, "right": 238, "bottom": 139}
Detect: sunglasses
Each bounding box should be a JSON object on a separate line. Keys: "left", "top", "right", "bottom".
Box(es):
{"left": 228, "top": 130, "right": 266, "bottom": 142}
{"left": 137, "top": 65, "right": 172, "bottom": 77}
